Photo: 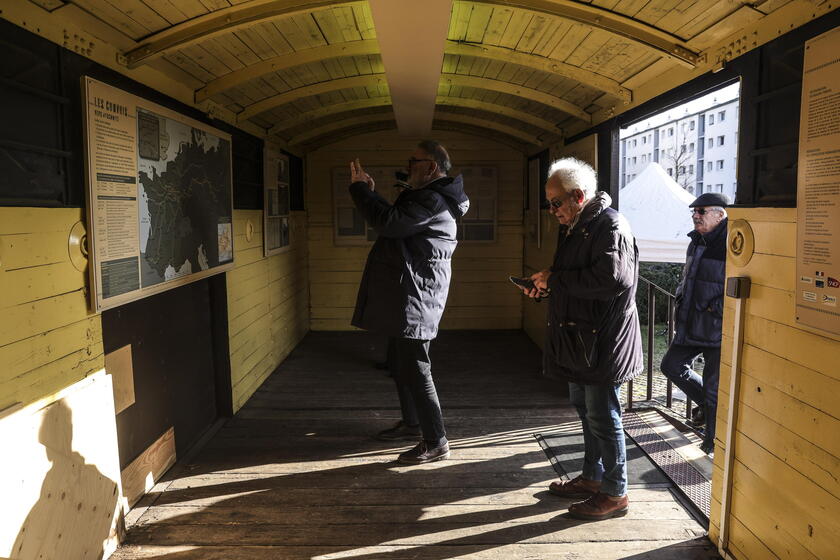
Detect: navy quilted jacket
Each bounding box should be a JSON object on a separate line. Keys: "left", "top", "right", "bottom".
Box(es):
{"left": 673, "top": 218, "right": 728, "bottom": 347}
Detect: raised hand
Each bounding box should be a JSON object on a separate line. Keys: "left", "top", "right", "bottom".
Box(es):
{"left": 350, "top": 158, "right": 375, "bottom": 190}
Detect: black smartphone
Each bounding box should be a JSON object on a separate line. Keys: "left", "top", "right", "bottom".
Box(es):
{"left": 509, "top": 276, "right": 536, "bottom": 291}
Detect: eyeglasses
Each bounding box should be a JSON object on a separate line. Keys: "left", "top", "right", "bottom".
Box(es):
{"left": 691, "top": 208, "right": 709, "bottom": 215}
{"left": 408, "top": 158, "right": 433, "bottom": 168}
{"left": 548, "top": 195, "right": 573, "bottom": 209}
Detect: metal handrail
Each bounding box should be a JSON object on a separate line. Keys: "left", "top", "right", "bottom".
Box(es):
{"left": 627, "top": 275, "right": 692, "bottom": 420}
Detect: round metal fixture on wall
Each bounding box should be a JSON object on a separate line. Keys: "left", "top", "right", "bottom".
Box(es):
{"left": 728, "top": 219, "right": 755, "bottom": 268}
{"left": 68, "top": 221, "right": 89, "bottom": 272}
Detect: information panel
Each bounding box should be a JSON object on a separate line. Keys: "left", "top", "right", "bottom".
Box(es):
{"left": 83, "top": 77, "right": 234, "bottom": 312}
{"left": 796, "top": 27, "right": 840, "bottom": 334}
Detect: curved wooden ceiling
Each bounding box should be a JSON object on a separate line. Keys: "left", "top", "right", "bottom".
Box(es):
{"left": 56, "top": 0, "right": 803, "bottom": 151}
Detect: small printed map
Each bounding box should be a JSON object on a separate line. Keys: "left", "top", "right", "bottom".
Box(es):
{"left": 137, "top": 108, "right": 232, "bottom": 288}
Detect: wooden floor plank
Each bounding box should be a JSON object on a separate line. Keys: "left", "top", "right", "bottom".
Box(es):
{"left": 112, "top": 331, "right": 715, "bottom": 559}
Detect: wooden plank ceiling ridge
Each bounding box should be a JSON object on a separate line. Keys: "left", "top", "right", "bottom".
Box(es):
{"left": 471, "top": 0, "right": 700, "bottom": 67}
{"left": 122, "top": 0, "right": 365, "bottom": 68}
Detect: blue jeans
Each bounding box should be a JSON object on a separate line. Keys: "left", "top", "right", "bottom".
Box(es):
{"left": 389, "top": 337, "right": 447, "bottom": 447}
{"left": 660, "top": 344, "right": 720, "bottom": 451}
{"left": 568, "top": 382, "right": 627, "bottom": 497}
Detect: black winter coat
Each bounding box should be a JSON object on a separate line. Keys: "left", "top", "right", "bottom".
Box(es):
{"left": 543, "top": 192, "right": 643, "bottom": 385}
{"left": 673, "top": 218, "right": 727, "bottom": 347}
{"left": 350, "top": 176, "right": 470, "bottom": 340}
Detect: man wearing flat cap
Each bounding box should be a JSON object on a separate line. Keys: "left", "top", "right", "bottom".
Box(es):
{"left": 661, "top": 192, "right": 730, "bottom": 455}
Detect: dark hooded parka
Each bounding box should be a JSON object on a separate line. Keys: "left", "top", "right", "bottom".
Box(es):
{"left": 543, "top": 192, "right": 644, "bottom": 385}
{"left": 350, "top": 176, "right": 470, "bottom": 340}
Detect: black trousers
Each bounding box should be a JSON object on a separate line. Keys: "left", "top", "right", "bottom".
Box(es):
{"left": 660, "top": 343, "right": 721, "bottom": 450}
{"left": 388, "top": 337, "right": 447, "bottom": 446}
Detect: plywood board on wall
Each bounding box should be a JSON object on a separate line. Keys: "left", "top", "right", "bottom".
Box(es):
{"left": 105, "top": 344, "right": 135, "bottom": 414}
{"left": 0, "top": 372, "right": 124, "bottom": 560}
{"left": 120, "top": 427, "right": 176, "bottom": 508}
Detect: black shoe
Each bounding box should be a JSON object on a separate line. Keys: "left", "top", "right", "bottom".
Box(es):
{"left": 375, "top": 421, "right": 421, "bottom": 441}
{"left": 398, "top": 441, "right": 450, "bottom": 464}
{"left": 700, "top": 441, "right": 714, "bottom": 455}
{"left": 687, "top": 406, "right": 705, "bottom": 428}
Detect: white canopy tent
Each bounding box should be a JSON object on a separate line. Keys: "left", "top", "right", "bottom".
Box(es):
{"left": 619, "top": 163, "right": 696, "bottom": 263}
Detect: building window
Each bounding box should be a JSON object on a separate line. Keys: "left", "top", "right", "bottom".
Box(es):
{"left": 669, "top": 127, "right": 674, "bottom": 136}
{"left": 707, "top": 161, "right": 713, "bottom": 172}
{"left": 689, "top": 164, "right": 694, "bottom": 174}
{"left": 717, "top": 160, "right": 724, "bottom": 170}
{"left": 718, "top": 135, "right": 725, "bottom": 146}
{"left": 715, "top": 183, "right": 723, "bottom": 192}
{"left": 719, "top": 110, "right": 726, "bottom": 121}
{"left": 698, "top": 182, "right": 704, "bottom": 194}
{"left": 690, "top": 120, "right": 696, "bottom": 131}
{"left": 708, "top": 138, "right": 713, "bottom": 149}
{"left": 642, "top": 136, "right": 647, "bottom": 144}
{"left": 633, "top": 139, "right": 637, "bottom": 147}
{"left": 668, "top": 168, "right": 673, "bottom": 176}
{"left": 679, "top": 166, "right": 685, "bottom": 174}
{"left": 689, "top": 142, "right": 695, "bottom": 152}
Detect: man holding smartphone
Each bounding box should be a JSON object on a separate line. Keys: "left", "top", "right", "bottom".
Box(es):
{"left": 349, "top": 140, "right": 469, "bottom": 465}
{"left": 523, "top": 157, "right": 642, "bottom": 520}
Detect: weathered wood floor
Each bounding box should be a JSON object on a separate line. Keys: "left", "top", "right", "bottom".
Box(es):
{"left": 113, "top": 331, "right": 719, "bottom": 559}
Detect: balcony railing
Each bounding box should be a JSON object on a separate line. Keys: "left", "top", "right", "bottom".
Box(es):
{"left": 626, "top": 275, "right": 693, "bottom": 421}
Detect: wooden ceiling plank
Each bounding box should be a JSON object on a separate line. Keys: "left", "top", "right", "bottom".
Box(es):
{"left": 200, "top": 37, "right": 245, "bottom": 73}
{"left": 499, "top": 11, "right": 534, "bottom": 49}
{"left": 442, "top": 73, "right": 590, "bottom": 122}
{"left": 633, "top": 0, "right": 683, "bottom": 27}
{"left": 446, "top": 41, "right": 630, "bottom": 102}
{"left": 312, "top": 10, "right": 345, "bottom": 44}
{"left": 435, "top": 96, "right": 559, "bottom": 132}
{"left": 482, "top": 7, "right": 513, "bottom": 46}
{"left": 234, "top": 26, "right": 278, "bottom": 59}
{"left": 333, "top": 6, "right": 364, "bottom": 42}
{"left": 73, "top": 0, "right": 151, "bottom": 38}
{"left": 352, "top": 4, "right": 377, "bottom": 40}
{"left": 164, "top": 49, "right": 216, "bottom": 83}
{"left": 195, "top": 40, "right": 379, "bottom": 102}
{"left": 269, "top": 97, "right": 393, "bottom": 136}
{"left": 354, "top": 54, "right": 374, "bottom": 75}
{"left": 476, "top": 0, "right": 699, "bottom": 66}
{"left": 122, "top": 0, "right": 357, "bottom": 68}
{"left": 675, "top": 1, "right": 753, "bottom": 40}
{"left": 173, "top": 0, "right": 210, "bottom": 19}
{"left": 436, "top": 109, "right": 542, "bottom": 144}
{"left": 531, "top": 18, "right": 570, "bottom": 57}
{"left": 516, "top": 13, "right": 550, "bottom": 52}
{"left": 110, "top": 0, "right": 171, "bottom": 32}
{"left": 321, "top": 58, "right": 347, "bottom": 80}
{"left": 465, "top": 4, "right": 494, "bottom": 43}
{"left": 434, "top": 116, "right": 535, "bottom": 147}
{"left": 592, "top": 0, "right": 622, "bottom": 10}
{"left": 564, "top": 28, "right": 613, "bottom": 66}
{"left": 238, "top": 73, "right": 387, "bottom": 122}
{"left": 292, "top": 12, "right": 329, "bottom": 48}
{"left": 288, "top": 113, "right": 396, "bottom": 145}
{"left": 142, "top": 0, "right": 190, "bottom": 26}
{"left": 218, "top": 32, "right": 262, "bottom": 66}
{"left": 548, "top": 22, "right": 591, "bottom": 61}
{"left": 450, "top": 2, "right": 473, "bottom": 40}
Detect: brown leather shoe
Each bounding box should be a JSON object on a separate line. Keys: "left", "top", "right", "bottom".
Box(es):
{"left": 568, "top": 492, "right": 629, "bottom": 520}
{"left": 548, "top": 475, "right": 601, "bottom": 498}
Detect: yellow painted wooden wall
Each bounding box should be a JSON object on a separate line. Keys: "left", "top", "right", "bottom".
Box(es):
{"left": 0, "top": 208, "right": 123, "bottom": 559}
{"left": 709, "top": 208, "right": 840, "bottom": 560}
{"left": 306, "top": 130, "right": 524, "bottom": 331}
{"left": 0, "top": 207, "right": 104, "bottom": 416}
{"left": 226, "top": 209, "right": 310, "bottom": 412}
